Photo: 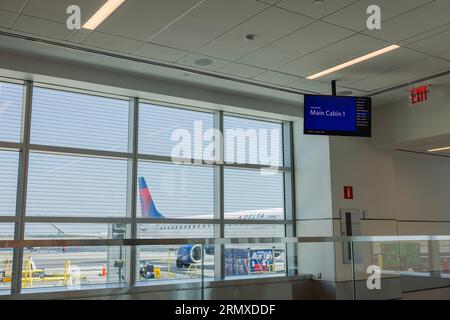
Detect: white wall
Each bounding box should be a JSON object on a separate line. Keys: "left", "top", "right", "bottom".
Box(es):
{"left": 293, "top": 119, "right": 336, "bottom": 281}
{"left": 373, "top": 82, "right": 450, "bottom": 148}
{"left": 293, "top": 120, "right": 333, "bottom": 221}
{"left": 329, "top": 138, "right": 450, "bottom": 235}
{"left": 329, "top": 137, "right": 398, "bottom": 222}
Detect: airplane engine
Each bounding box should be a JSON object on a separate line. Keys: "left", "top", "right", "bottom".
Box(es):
{"left": 176, "top": 244, "right": 202, "bottom": 268}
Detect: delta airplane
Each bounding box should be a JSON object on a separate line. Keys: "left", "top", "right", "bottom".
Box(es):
{"left": 138, "top": 177, "right": 284, "bottom": 268}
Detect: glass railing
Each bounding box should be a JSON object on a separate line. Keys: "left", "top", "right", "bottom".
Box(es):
{"left": 1, "top": 236, "right": 450, "bottom": 299}
{"left": 347, "top": 236, "right": 450, "bottom": 300}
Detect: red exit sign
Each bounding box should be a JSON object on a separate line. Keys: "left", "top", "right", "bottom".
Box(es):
{"left": 410, "top": 85, "right": 430, "bottom": 105}
{"left": 344, "top": 186, "right": 353, "bottom": 200}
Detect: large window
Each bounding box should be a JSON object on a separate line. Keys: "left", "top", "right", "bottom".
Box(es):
{"left": 0, "top": 80, "right": 293, "bottom": 294}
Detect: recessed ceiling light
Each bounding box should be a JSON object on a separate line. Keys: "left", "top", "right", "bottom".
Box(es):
{"left": 195, "top": 58, "right": 213, "bottom": 66}
{"left": 306, "top": 44, "right": 400, "bottom": 80}
{"left": 244, "top": 34, "right": 257, "bottom": 41}
{"left": 83, "top": 0, "right": 126, "bottom": 30}
{"left": 428, "top": 146, "right": 450, "bottom": 152}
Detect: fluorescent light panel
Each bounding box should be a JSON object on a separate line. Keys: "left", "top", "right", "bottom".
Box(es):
{"left": 306, "top": 44, "right": 400, "bottom": 80}
{"left": 428, "top": 146, "right": 450, "bottom": 152}
{"left": 83, "top": 0, "right": 126, "bottom": 30}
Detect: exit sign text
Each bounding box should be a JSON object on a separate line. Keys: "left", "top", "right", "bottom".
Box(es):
{"left": 410, "top": 85, "right": 429, "bottom": 105}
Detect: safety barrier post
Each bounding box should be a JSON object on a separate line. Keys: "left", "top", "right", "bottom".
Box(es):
{"left": 167, "top": 249, "right": 175, "bottom": 278}
{"left": 64, "top": 260, "right": 72, "bottom": 286}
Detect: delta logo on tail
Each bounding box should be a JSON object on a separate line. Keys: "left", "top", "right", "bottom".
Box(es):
{"left": 139, "top": 176, "right": 164, "bottom": 219}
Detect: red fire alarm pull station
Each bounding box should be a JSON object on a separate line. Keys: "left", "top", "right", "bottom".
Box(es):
{"left": 344, "top": 186, "right": 353, "bottom": 200}
{"left": 410, "top": 85, "right": 429, "bottom": 105}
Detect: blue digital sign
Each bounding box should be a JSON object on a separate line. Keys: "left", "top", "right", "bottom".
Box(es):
{"left": 304, "top": 95, "right": 371, "bottom": 137}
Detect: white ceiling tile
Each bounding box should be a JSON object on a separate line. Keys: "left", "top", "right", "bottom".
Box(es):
{"left": 12, "top": 15, "right": 74, "bottom": 40}
{"left": 277, "top": 34, "right": 390, "bottom": 77}
{"left": 196, "top": 7, "right": 314, "bottom": 60}
{"left": 257, "top": 0, "right": 281, "bottom": 4}
{"left": 67, "top": 29, "right": 92, "bottom": 43}
{"left": 406, "top": 28, "right": 450, "bottom": 55}
{"left": 346, "top": 57, "right": 450, "bottom": 92}
{"left": 217, "top": 63, "right": 266, "bottom": 78}
{"left": 96, "top": 0, "right": 201, "bottom": 41}
{"left": 399, "top": 23, "right": 450, "bottom": 46}
{"left": 439, "top": 50, "right": 450, "bottom": 60}
{"left": 0, "top": 10, "right": 16, "bottom": 28}
{"left": 253, "top": 71, "right": 300, "bottom": 85}
{"left": 82, "top": 31, "right": 141, "bottom": 53}
{"left": 317, "top": 47, "right": 427, "bottom": 83}
{"left": 176, "top": 53, "right": 229, "bottom": 70}
{"left": 131, "top": 43, "right": 188, "bottom": 62}
{"left": 239, "top": 21, "right": 354, "bottom": 69}
{"left": 150, "top": 0, "right": 268, "bottom": 52}
{"left": 323, "top": 0, "right": 431, "bottom": 32}
{"left": 287, "top": 78, "right": 331, "bottom": 93}
{"left": 0, "top": 0, "right": 27, "bottom": 13}
{"left": 22, "top": 0, "right": 106, "bottom": 24}
{"left": 363, "top": 1, "right": 450, "bottom": 42}
{"left": 276, "top": 0, "right": 358, "bottom": 19}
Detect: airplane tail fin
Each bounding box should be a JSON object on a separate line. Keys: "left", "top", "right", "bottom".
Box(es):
{"left": 138, "top": 177, "right": 164, "bottom": 218}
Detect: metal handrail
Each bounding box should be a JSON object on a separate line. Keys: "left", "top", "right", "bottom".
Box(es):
{"left": 1, "top": 235, "right": 450, "bottom": 248}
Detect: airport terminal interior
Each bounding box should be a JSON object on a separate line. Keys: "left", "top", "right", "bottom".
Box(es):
{"left": 0, "top": 0, "right": 450, "bottom": 301}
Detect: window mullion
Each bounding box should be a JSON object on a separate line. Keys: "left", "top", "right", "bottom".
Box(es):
{"left": 214, "top": 111, "right": 224, "bottom": 281}
{"left": 11, "top": 80, "right": 33, "bottom": 294}
{"left": 127, "top": 97, "right": 139, "bottom": 287}
{"left": 283, "top": 121, "right": 297, "bottom": 276}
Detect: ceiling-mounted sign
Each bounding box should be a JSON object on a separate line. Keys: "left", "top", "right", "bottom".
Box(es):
{"left": 303, "top": 95, "right": 371, "bottom": 137}
{"left": 410, "top": 85, "right": 429, "bottom": 105}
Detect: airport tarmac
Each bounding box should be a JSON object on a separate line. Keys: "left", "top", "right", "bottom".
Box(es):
{"left": 0, "top": 249, "right": 285, "bottom": 290}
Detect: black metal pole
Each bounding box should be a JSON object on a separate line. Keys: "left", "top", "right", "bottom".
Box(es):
{"left": 332, "top": 80, "right": 337, "bottom": 96}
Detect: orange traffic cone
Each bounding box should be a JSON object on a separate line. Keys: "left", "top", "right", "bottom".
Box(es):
{"left": 100, "top": 264, "right": 107, "bottom": 277}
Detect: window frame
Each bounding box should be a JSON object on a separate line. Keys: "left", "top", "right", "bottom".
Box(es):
{"left": 0, "top": 79, "right": 296, "bottom": 294}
